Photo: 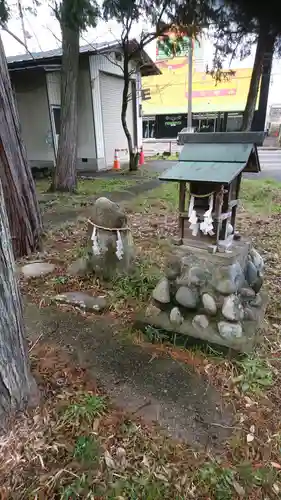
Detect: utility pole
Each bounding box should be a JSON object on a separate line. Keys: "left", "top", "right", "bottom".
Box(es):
{"left": 17, "top": 0, "right": 28, "bottom": 52}
{"left": 187, "top": 36, "right": 193, "bottom": 130}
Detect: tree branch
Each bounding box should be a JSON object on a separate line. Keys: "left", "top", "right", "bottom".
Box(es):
{"left": 44, "top": 24, "right": 62, "bottom": 47}
{"left": 102, "top": 51, "right": 124, "bottom": 72}
{"left": 80, "top": 34, "right": 124, "bottom": 73}
{"left": 0, "top": 22, "right": 34, "bottom": 59}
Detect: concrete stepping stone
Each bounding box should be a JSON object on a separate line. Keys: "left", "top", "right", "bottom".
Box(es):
{"left": 54, "top": 291, "right": 107, "bottom": 312}
{"left": 21, "top": 262, "right": 55, "bottom": 278}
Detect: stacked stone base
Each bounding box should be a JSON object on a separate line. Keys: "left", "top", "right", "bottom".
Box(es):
{"left": 141, "top": 240, "right": 267, "bottom": 353}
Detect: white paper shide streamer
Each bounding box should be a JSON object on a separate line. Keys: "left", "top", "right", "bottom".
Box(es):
{"left": 91, "top": 224, "right": 125, "bottom": 260}
{"left": 188, "top": 193, "right": 215, "bottom": 237}
{"left": 200, "top": 194, "right": 215, "bottom": 236}
{"left": 91, "top": 226, "right": 100, "bottom": 256}
{"left": 188, "top": 195, "right": 199, "bottom": 236}
{"left": 116, "top": 230, "right": 124, "bottom": 260}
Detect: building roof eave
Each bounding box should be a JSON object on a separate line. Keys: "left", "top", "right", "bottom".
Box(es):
{"left": 7, "top": 39, "right": 161, "bottom": 76}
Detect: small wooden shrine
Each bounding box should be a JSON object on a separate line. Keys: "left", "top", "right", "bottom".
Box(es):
{"left": 159, "top": 132, "right": 263, "bottom": 252}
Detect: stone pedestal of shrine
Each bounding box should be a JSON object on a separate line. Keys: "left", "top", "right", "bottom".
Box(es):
{"left": 141, "top": 240, "right": 267, "bottom": 353}
{"left": 139, "top": 132, "right": 267, "bottom": 352}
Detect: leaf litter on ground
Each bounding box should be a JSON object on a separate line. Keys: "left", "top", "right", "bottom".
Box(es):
{"left": 9, "top": 182, "right": 281, "bottom": 498}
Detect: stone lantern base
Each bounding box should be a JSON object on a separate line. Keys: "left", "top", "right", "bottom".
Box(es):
{"left": 141, "top": 240, "right": 267, "bottom": 353}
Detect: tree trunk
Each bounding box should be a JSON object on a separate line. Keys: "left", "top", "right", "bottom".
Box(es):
{"left": 0, "top": 36, "right": 43, "bottom": 259}
{"left": 0, "top": 178, "right": 38, "bottom": 424}
{"left": 251, "top": 35, "right": 275, "bottom": 132}
{"left": 121, "top": 55, "right": 138, "bottom": 171}
{"left": 50, "top": 16, "right": 79, "bottom": 192}
{"left": 241, "top": 24, "right": 269, "bottom": 131}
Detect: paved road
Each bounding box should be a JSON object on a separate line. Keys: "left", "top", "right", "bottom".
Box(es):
{"left": 258, "top": 149, "right": 281, "bottom": 180}
{"left": 145, "top": 148, "right": 281, "bottom": 182}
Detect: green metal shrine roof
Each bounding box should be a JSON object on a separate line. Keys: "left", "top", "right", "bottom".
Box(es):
{"left": 159, "top": 160, "right": 246, "bottom": 184}
{"left": 159, "top": 142, "right": 261, "bottom": 184}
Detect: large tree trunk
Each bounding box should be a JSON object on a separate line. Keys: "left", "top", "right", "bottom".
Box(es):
{"left": 121, "top": 55, "right": 138, "bottom": 171}
{"left": 0, "top": 36, "right": 43, "bottom": 259}
{"left": 251, "top": 35, "right": 275, "bottom": 132}
{"left": 241, "top": 24, "right": 269, "bottom": 131}
{"left": 50, "top": 8, "right": 79, "bottom": 192}
{"left": 0, "top": 178, "right": 38, "bottom": 424}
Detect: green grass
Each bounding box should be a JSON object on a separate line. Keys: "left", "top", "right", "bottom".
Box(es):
{"left": 106, "top": 476, "right": 179, "bottom": 500}
{"left": 36, "top": 176, "right": 137, "bottom": 197}
{"left": 131, "top": 183, "right": 179, "bottom": 213}
{"left": 197, "top": 462, "right": 235, "bottom": 500}
{"left": 61, "top": 394, "right": 107, "bottom": 426}
{"left": 241, "top": 178, "right": 281, "bottom": 214}
{"left": 60, "top": 474, "right": 90, "bottom": 499}
{"left": 130, "top": 178, "right": 281, "bottom": 216}
{"left": 233, "top": 356, "right": 273, "bottom": 394}
{"left": 60, "top": 474, "right": 184, "bottom": 499}
{"left": 73, "top": 435, "right": 100, "bottom": 464}
{"left": 111, "top": 258, "right": 161, "bottom": 305}
{"left": 196, "top": 460, "right": 278, "bottom": 500}
{"left": 78, "top": 178, "right": 136, "bottom": 195}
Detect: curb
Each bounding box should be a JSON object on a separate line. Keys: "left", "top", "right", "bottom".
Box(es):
{"left": 259, "top": 147, "right": 281, "bottom": 151}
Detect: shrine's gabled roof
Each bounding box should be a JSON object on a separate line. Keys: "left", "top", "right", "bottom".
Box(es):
{"left": 159, "top": 141, "right": 260, "bottom": 184}
{"left": 159, "top": 160, "right": 247, "bottom": 184}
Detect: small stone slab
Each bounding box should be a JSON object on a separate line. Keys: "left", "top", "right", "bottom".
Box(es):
{"left": 21, "top": 262, "right": 55, "bottom": 278}
{"left": 54, "top": 291, "right": 107, "bottom": 312}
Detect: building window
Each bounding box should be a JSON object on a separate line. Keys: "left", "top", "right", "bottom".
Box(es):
{"left": 52, "top": 106, "right": 61, "bottom": 135}
{"left": 143, "top": 117, "right": 155, "bottom": 138}
{"left": 226, "top": 113, "right": 243, "bottom": 132}
{"left": 114, "top": 51, "right": 122, "bottom": 62}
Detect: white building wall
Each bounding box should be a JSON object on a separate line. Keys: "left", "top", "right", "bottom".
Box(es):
{"left": 46, "top": 71, "right": 60, "bottom": 105}
{"left": 12, "top": 70, "right": 54, "bottom": 166}
{"left": 10, "top": 52, "right": 142, "bottom": 171}
{"left": 46, "top": 58, "right": 96, "bottom": 170}
{"left": 89, "top": 52, "right": 141, "bottom": 170}
{"left": 135, "top": 70, "right": 143, "bottom": 148}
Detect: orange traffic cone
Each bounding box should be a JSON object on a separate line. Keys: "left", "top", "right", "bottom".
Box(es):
{"left": 139, "top": 146, "right": 144, "bottom": 166}
{"left": 113, "top": 149, "right": 120, "bottom": 170}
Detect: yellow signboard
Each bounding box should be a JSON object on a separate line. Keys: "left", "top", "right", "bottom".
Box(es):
{"left": 142, "top": 57, "right": 254, "bottom": 115}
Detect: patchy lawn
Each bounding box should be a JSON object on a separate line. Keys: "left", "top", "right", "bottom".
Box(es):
{"left": 241, "top": 178, "right": 281, "bottom": 214}
{"left": 36, "top": 166, "right": 160, "bottom": 196}
{"left": 6, "top": 177, "right": 281, "bottom": 498}
{"left": 127, "top": 177, "right": 281, "bottom": 216}
{"left": 36, "top": 176, "right": 138, "bottom": 198}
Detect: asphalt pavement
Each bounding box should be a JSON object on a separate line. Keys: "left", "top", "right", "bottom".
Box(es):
{"left": 257, "top": 149, "right": 281, "bottom": 180}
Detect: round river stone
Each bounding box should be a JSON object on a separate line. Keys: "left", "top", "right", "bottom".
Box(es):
{"left": 170, "top": 307, "right": 184, "bottom": 325}
{"left": 202, "top": 293, "right": 217, "bottom": 315}
{"left": 192, "top": 314, "right": 209, "bottom": 329}
{"left": 176, "top": 286, "right": 198, "bottom": 309}
{"left": 152, "top": 278, "right": 170, "bottom": 304}
{"left": 218, "top": 321, "right": 243, "bottom": 339}
{"left": 222, "top": 294, "right": 244, "bottom": 322}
